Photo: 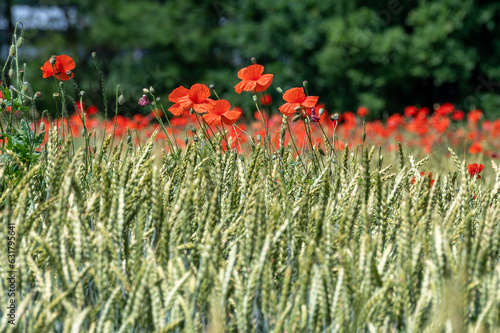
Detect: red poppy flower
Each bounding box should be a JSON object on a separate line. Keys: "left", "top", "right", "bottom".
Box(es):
{"left": 168, "top": 86, "right": 189, "bottom": 116}
{"left": 469, "top": 142, "right": 483, "bottom": 154}
{"left": 468, "top": 109, "right": 482, "bottom": 123}
{"left": 259, "top": 94, "right": 272, "bottom": 105}
{"left": 177, "top": 84, "right": 216, "bottom": 113}
{"left": 202, "top": 99, "right": 242, "bottom": 126}
{"left": 278, "top": 87, "right": 318, "bottom": 117}
{"left": 87, "top": 105, "right": 99, "bottom": 115}
{"left": 40, "top": 55, "right": 75, "bottom": 80}
{"left": 357, "top": 106, "right": 369, "bottom": 117}
{"left": 467, "top": 163, "right": 484, "bottom": 179}
{"left": 404, "top": 106, "right": 418, "bottom": 117}
{"left": 412, "top": 172, "right": 435, "bottom": 186}
{"left": 452, "top": 110, "right": 464, "bottom": 121}
{"left": 234, "top": 64, "right": 273, "bottom": 94}
{"left": 435, "top": 102, "right": 454, "bottom": 116}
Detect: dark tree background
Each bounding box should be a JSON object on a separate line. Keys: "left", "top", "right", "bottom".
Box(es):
{"left": 3, "top": 0, "right": 500, "bottom": 119}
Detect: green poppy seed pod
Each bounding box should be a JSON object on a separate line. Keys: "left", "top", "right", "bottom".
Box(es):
{"left": 39, "top": 122, "right": 45, "bottom": 132}
{"left": 92, "top": 144, "right": 97, "bottom": 152}
{"left": 209, "top": 83, "right": 215, "bottom": 90}
{"left": 9, "top": 45, "right": 16, "bottom": 57}
{"left": 276, "top": 87, "right": 283, "bottom": 94}
{"left": 303, "top": 80, "right": 308, "bottom": 89}
{"left": 22, "top": 84, "right": 28, "bottom": 93}
{"left": 156, "top": 97, "right": 160, "bottom": 102}
{"left": 251, "top": 57, "right": 257, "bottom": 64}
{"left": 149, "top": 86, "right": 155, "bottom": 94}
{"left": 118, "top": 94, "right": 125, "bottom": 105}
{"left": 190, "top": 126, "right": 196, "bottom": 134}
{"left": 8, "top": 69, "right": 14, "bottom": 78}
{"left": 16, "top": 37, "right": 23, "bottom": 48}
{"left": 318, "top": 147, "right": 326, "bottom": 156}
{"left": 127, "top": 135, "right": 132, "bottom": 144}
{"left": 81, "top": 129, "right": 85, "bottom": 137}
{"left": 362, "top": 132, "right": 366, "bottom": 144}
{"left": 318, "top": 108, "right": 324, "bottom": 116}
{"left": 53, "top": 92, "right": 60, "bottom": 100}
{"left": 50, "top": 55, "right": 57, "bottom": 65}
{"left": 66, "top": 70, "right": 72, "bottom": 77}
{"left": 253, "top": 95, "right": 258, "bottom": 103}
{"left": 294, "top": 106, "right": 303, "bottom": 112}
{"left": 292, "top": 114, "right": 301, "bottom": 122}
{"left": 184, "top": 137, "right": 189, "bottom": 145}
{"left": 91, "top": 52, "right": 97, "bottom": 58}
{"left": 331, "top": 113, "right": 339, "bottom": 121}
{"left": 143, "top": 88, "right": 149, "bottom": 94}
{"left": 189, "top": 108, "right": 194, "bottom": 115}
{"left": 257, "top": 134, "right": 261, "bottom": 142}
{"left": 80, "top": 91, "right": 85, "bottom": 97}
{"left": 59, "top": 81, "right": 63, "bottom": 87}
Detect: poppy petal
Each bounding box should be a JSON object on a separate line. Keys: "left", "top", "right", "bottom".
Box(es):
{"left": 189, "top": 83, "right": 211, "bottom": 102}
{"left": 283, "top": 87, "right": 306, "bottom": 103}
{"left": 235, "top": 80, "right": 257, "bottom": 94}
{"left": 58, "top": 55, "right": 75, "bottom": 71}
{"left": 222, "top": 109, "right": 242, "bottom": 125}
{"left": 203, "top": 113, "right": 222, "bottom": 126}
{"left": 168, "top": 103, "right": 185, "bottom": 116}
{"left": 240, "top": 64, "right": 264, "bottom": 81}
{"left": 169, "top": 86, "right": 189, "bottom": 103}
{"left": 210, "top": 99, "right": 231, "bottom": 116}
{"left": 255, "top": 74, "right": 273, "bottom": 92}
{"left": 279, "top": 102, "right": 300, "bottom": 117}
{"left": 302, "top": 96, "right": 319, "bottom": 108}
{"left": 177, "top": 96, "right": 194, "bottom": 109}
{"left": 193, "top": 99, "right": 216, "bottom": 113}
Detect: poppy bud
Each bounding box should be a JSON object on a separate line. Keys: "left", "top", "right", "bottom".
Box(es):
{"left": 251, "top": 57, "right": 257, "bottom": 64}
{"left": 8, "top": 69, "right": 14, "bottom": 78}
{"left": 66, "top": 70, "right": 72, "bottom": 77}
{"left": 318, "top": 108, "right": 324, "bottom": 116}
{"left": 318, "top": 147, "right": 326, "bottom": 156}
{"left": 310, "top": 107, "right": 320, "bottom": 122}
{"left": 190, "top": 126, "right": 196, "bottom": 134}
{"left": 190, "top": 108, "right": 194, "bottom": 115}
{"left": 16, "top": 37, "right": 23, "bottom": 48}
{"left": 22, "top": 84, "right": 28, "bottom": 93}
{"left": 361, "top": 121, "right": 366, "bottom": 143}
{"left": 149, "top": 86, "right": 155, "bottom": 94}
{"left": 127, "top": 135, "right": 132, "bottom": 144}
{"left": 330, "top": 113, "right": 339, "bottom": 121}
{"left": 257, "top": 134, "right": 261, "bottom": 142}
{"left": 91, "top": 52, "right": 97, "bottom": 58}
{"left": 50, "top": 55, "right": 57, "bottom": 65}
{"left": 53, "top": 92, "right": 60, "bottom": 100}
{"left": 209, "top": 83, "right": 215, "bottom": 90}
{"left": 9, "top": 45, "right": 16, "bottom": 57}
{"left": 156, "top": 97, "right": 161, "bottom": 102}
{"left": 294, "top": 106, "right": 303, "bottom": 112}
{"left": 252, "top": 95, "right": 258, "bottom": 103}
{"left": 184, "top": 137, "right": 189, "bottom": 145}
{"left": 143, "top": 88, "right": 149, "bottom": 94}
{"left": 118, "top": 95, "right": 125, "bottom": 105}
{"left": 292, "top": 114, "right": 301, "bottom": 122}
{"left": 80, "top": 91, "right": 85, "bottom": 97}
{"left": 39, "top": 122, "right": 45, "bottom": 132}
{"left": 34, "top": 91, "right": 42, "bottom": 99}
{"left": 302, "top": 80, "right": 308, "bottom": 89}
{"left": 276, "top": 87, "right": 283, "bottom": 94}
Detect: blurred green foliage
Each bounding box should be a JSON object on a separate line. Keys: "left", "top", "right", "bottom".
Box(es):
{"left": 8, "top": 0, "right": 500, "bottom": 119}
